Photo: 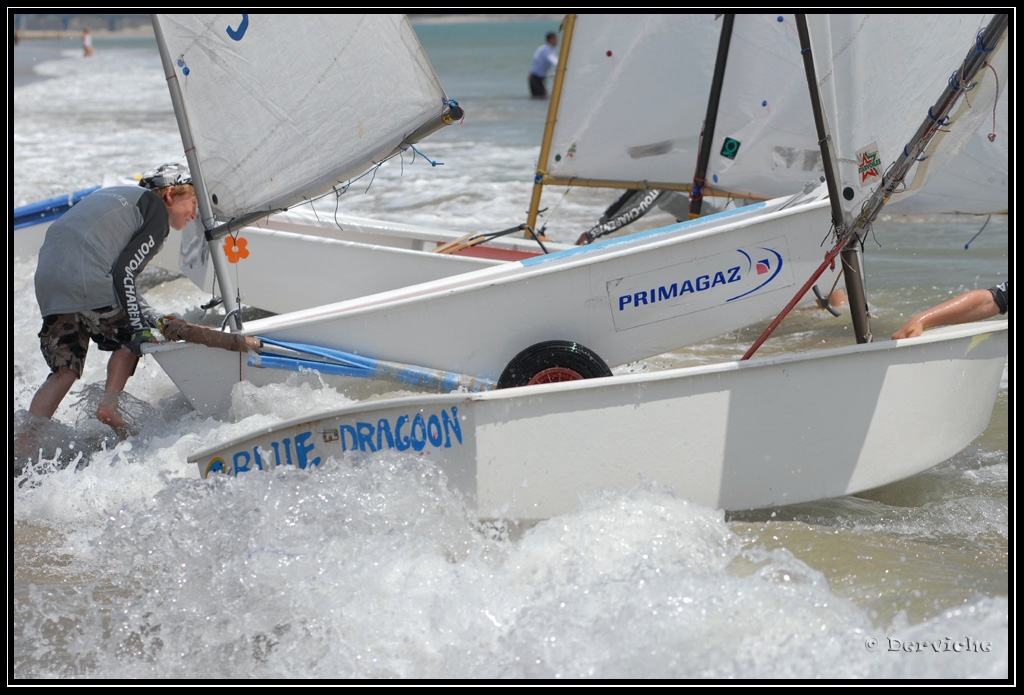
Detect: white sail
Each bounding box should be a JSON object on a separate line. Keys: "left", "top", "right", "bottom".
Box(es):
{"left": 693, "top": 15, "right": 821, "bottom": 199}
{"left": 544, "top": 14, "right": 720, "bottom": 188}
{"left": 153, "top": 14, "right": 448, "bottom": 221}
{"left": 885, "top": 84, "right": 1008, "bottom": 216}
{"left": 545, "top": 13, "right": 1007, "bottom": 216}
{"left": 803, "top": 14, "right": 1008, "bottom": 221}
{"left": 543, "top": 14, "right": 821, "bottom": 199}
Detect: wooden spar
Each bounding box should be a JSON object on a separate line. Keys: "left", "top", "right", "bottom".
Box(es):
{"left": 525, "top": 14, "right": 576, "bottom": 236}
{"left": 433, "top": 224, "right": 541, "bottom": 256}
{"left": 161, "top": 318, "right": 262, "bottom": 353}
{"left": 689, "top": 14, "right": 735, "bottom": 220}
{"left": 536, "top": 175, "right": 771, "bottom": 202}
{"left": 794, "top": 14, "right": 871, "bottom": 344}
{"left": 151, "top": 14, "right": 243, "bottom": 331}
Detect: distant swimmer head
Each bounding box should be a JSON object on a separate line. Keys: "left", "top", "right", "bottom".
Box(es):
{"left": 139, "top": 163, "right": 192, "bottom": 190}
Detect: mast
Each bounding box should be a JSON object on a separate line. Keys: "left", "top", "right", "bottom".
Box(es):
{"left": 795, "top": 14, "right": 871, "bottom": 343}
{"left": 525, "top": 14, "right": 576, "bottom": 235}
{"left": 152, "top": 14, "right": 243, "bottom": 331}
{"left": 688, "top": 13, "right": 735, "bottom": 220}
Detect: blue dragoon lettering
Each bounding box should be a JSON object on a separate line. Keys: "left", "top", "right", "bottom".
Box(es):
{"left": 230, "top": 431, "right": 322, "bottom": 474}
{"left": 219, "top": 406, "right": 464, "bottom": 476}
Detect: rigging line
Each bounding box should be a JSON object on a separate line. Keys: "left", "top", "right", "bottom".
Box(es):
{"left": 332, "top": 192, "right": 343, "bottom": 230}
{"left": 408, "top": 144, "right": 445, "bottom": 167}
{"left": 362, "top": 162, "right": 380, "bottom": 194}
{"left": 535, "top": 176, "right": 579, "bottom": 234}
{"left": 985, "top": 64, "right": 1001, "bottom": 139}
{"left": 226, "top": 231, "right": 242, "bottom": 309}
{"left": 964, "top": 215, "right": 991, "bottom": 250}
{"left": 826, "top": 268, "right": 844, "bottom": 297}
{"left": 330, "top": 182, "right": 350, "bottom": 228}
{"left": 297, "top": 196, "right": 322, "bottom": 225}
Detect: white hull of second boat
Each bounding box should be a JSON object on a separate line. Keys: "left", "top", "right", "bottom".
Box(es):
{"left": 150, "top": 190, "right": 841, "bottom": 416}
{"left": 202, "top": 213, "right": 565, "bottom": 315}
{"left": 189, "top": 320, "right": 1008, "bottom": 520}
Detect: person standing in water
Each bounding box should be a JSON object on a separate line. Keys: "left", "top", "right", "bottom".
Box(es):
{"left": 529, "top": 31, "right": 558, "bottom": 99}
{"left": 16, "top": 164, "right": 197, "bottom": 454}
{"left": 82, "top": 28, "right": 94, "bottom": 57}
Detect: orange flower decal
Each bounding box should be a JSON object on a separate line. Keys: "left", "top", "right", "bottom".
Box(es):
{"left": 224, "top": 236, "right": 249, "bottom": 263}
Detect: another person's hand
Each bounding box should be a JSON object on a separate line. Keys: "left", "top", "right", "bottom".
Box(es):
{"left": 891, "top": 288, "right": 1003, "bottom": 340}
{"left": 891, "top": 320, "right": 924, "bottom": 340}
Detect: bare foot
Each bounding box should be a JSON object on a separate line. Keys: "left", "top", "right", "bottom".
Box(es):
{"left": 96, "top": 392, "right": 140, "bottom": 439}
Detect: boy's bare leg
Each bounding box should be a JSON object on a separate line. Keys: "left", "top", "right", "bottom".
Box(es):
{"left": 96, "top": 348, "right": 140, "bottom": 439}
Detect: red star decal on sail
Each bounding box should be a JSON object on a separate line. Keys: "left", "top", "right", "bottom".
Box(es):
{"left": 859, "top": 151, "right": 880, "bottom": 184}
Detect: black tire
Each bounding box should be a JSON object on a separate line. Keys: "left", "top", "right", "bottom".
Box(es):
{"left": 497, "top": 340, "right": 612, "bottom": 389}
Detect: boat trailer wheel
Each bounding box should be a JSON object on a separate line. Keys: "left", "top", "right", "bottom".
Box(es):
{"left": 497, "top": 340, "right": 613, "bottom": 389}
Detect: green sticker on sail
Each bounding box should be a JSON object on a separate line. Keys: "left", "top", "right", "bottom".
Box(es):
{"left": 720, "top": 137, "right": 741, "bottom": 159}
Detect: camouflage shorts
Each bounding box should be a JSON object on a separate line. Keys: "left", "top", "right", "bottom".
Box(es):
{"left": 37, "top": 306, "right": 134, "bottom": 376}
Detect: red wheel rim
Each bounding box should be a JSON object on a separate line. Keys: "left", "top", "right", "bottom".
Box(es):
{"left": 527, "top": 367, "right": 584, "bottom": 385}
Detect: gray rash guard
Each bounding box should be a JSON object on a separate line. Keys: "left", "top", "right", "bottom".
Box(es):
{"left": 35, "top": 186, "right": 169, "bottom": 332}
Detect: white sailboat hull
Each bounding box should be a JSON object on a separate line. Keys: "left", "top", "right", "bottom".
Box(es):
{"left": 151, "top": 191, "right": 840, "bottom": 415}
{"left": 189, "top": 320, "right": 1008, "bottom": 520}
{"left": 198, "top": 215, "right": 564, "bottom": 315}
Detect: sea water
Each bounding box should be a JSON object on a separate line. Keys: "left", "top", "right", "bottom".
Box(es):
{"left": 11, "top": 18, "right": 1010, "bottom": 679}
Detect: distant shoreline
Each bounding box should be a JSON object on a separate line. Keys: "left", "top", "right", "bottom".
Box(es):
{"left": 14, "top": 27, "right": 154, "bottom": 40}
